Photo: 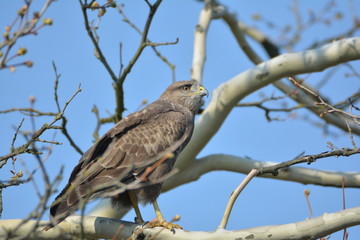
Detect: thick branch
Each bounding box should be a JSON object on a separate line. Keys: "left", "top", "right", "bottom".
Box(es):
{"left": 222, "top": 11, "right": 360, "bottom": 135}
{"left": 163, "top": 154, "right": 360, "bottom": 191}
{"left": 190, "top": 1, "right": 213, "bottom": 83}
{"left": 174, "top": 37, "right": 360, "bottom": 172}
{"left": 2, "top": 207, "right": 360, "bottom": 239}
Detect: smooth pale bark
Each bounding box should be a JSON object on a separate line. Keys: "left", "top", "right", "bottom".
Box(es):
{"left": 163, "top": 154, "right": 360, "bottom": 191}
{"left": 2, "top": 207, "right": 359, "bottom": 240}
{"left": 175, "top": 37, "right": 360, "bottom": 172}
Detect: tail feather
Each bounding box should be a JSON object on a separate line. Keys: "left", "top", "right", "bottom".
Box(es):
{"left": 49, "top": 183, "right": 77, "bottom": 226}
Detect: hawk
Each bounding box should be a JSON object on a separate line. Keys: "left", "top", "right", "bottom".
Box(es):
{"left": 49, "top": 80, "right": 208, "bottom": 231}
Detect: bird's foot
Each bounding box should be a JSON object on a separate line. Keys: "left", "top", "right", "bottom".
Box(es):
{"left": 145, "top": 219, "right": 182, "bottom": 233}
{"left": 134, "top": 216, "right": 145, "bottom": 224}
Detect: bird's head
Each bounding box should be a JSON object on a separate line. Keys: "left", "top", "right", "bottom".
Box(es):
{"left": 160, "top": 80, "right": 208, "bottom": 114}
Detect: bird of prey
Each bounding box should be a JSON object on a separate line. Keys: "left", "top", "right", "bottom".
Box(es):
{"left": 49, "top": 80, "right": 208, "bottom": 231}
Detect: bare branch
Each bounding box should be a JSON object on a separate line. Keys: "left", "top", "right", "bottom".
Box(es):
{"left": 0, "top": 86, "right": 81, "bottom": 164}
{"left": 78, "top": 0, "right": 118, "bottom": 83}
{"left": 117, "top": 4, "right": 176, "bottom": 81}
{"left": 218, "top": 169, "right": 259, "bottom": 230}
{"left": 257, "top": 148, "right": 360, "bottom": 176}
{"left": 191, "top": 1, "right": 214, "bottom": 83}
{"left": 117, "top": 0, "right": 163, "bottom": 85}
{"left": 2, "top": 207, "right": 360, "bottom": 239}
{"left": 164, "top": 154, "right": 360, "bottom": 192}
{"left": 0, "top": 0, "right": 55, "bottom": 70}
{"left": 174, "top": 37, "right": 360, "bottom": 173}
{"left": 221, "top": 10, "right": 360, "bottom": 135}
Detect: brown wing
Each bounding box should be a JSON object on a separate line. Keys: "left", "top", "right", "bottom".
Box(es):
{"left": 49, "top": 100, "right": 194, "bottom": 224}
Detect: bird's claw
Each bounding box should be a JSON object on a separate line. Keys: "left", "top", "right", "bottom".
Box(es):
{"left": 145, "top": 219, "right": 182, "bottom": 233}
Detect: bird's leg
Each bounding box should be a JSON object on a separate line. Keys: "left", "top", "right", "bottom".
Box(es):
{"left": 146, "top": 200, "right": 182, "bottom": 232}
{"left": 128, "top": 191, "right": 145, "bottom": 223}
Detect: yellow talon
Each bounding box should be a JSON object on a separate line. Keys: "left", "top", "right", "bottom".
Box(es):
{"left": 145, "top": 219, "right": 182, "bottom": 233}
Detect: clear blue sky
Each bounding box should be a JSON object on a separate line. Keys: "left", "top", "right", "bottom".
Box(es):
{"left": 1, "top": 0, "right": 359, "bottom": 238}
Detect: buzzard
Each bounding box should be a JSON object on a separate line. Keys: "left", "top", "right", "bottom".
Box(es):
{"left": 49, "top": 80, "right": 208, "bottom": 231}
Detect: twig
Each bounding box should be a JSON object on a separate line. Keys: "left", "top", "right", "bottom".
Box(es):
{"left": 117, "top": 5, "right": 176, "bottom": 81}
{"left": 0, "top": 0, "right": 55, "bottom": 69}
{"left": 0, "top": 86, "right": 81, "bottom": 164}
{"left": 10, "top": 166, "right": 64, "bottom": 238}
{"left": 0, "top": 108, "right": 56, "bottom": 116}
{"left": 11, "top": 118, "right": 25, "bottom": 153}
{"left": 289, "top": 77, "right": 360, "bottom": 121}
{"left": 342, "top": 176, "right": 349, "bottom": 240}
{"left": 80, "top": 0, "right": 164, "bottom": 121}
{"left": 237, "top": 95, "right": 305, "bottom": 121}
{"left": 257, "top": 148, "right": 360, "bottom": 176}
{"left": 220, "top": 6, "right": 360, "bottom": 135}
{"left": 61, "top": 117, "right": 83, "bottom": 155}
{"left": 345, "top": 119, "right": 357, "bottom": 149}
{"left": 115, "top": 0, "right": 163, "bottom": 120}
{"left": 52, "top": 61, "right": 61, "bottom": 112}
{"left": 78, "top": 0, "right": 118, "bottom": 83}
{"left": 35, "top": 139, "right": 62, "bottom": 145}
{"left": 304, "top": 189, "right": 314, "bottom": 218}
{"left": 218, "top": 168, "right": 259, "bottom": 229}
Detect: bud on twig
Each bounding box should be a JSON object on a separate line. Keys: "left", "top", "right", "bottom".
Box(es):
{"left": 17, "top": 5, "right": 28, "bottom": 16}
{"left": 17, "top": 47, "right": 27, "bottom": 56}
{"left": 304, "top": 189, "right": 310, "bottom": 197}
{"left": 25, "top": 60, "right": 33, "bottom": 67}
{"left": 91, "top": 1, "right": 100, "bottom": 9}
{"left": 43, "top": 18, "right": 53, "bottom": 25}
{"left": 29, "top": 95, "right": 36, "bottom": 104}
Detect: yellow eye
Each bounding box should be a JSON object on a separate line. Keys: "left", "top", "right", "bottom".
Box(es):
{"left": 182, "top": 85, "right": 191, "bottom": 91}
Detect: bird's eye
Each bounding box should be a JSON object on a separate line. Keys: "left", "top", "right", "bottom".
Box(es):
{"left": 182, "top": 85, "right": 191, "bottom": 91}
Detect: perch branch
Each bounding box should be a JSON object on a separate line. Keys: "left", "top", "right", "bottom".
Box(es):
{"left": 1, "top": 207, "right": 360, "bottom": 239}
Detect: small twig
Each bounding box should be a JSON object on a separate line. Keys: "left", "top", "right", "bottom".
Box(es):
{"left": 289, "top": 77, "right": 360, "bottom": 120}
{"left": 0, "top": 86, "right": 81, "bottom": 163}
{"left": 79, "top": 0, "right": 118, "bottom": 83}
{"left": 61, "top": 117, "right": 83, "bottom": 155}
{"left": 345, "top": 119, "right": 357, "bottom": 149}
{"left": 0, "top": 108, "right": 56, "bottom": 116}
{"left": 304, "top": 189, "right": 314, "bottom": 218}
{"left": 0, "top": 0, "right": 55, "bottom": 69}
{"left": 237, "top": 95, "right": 306, "bottom": 121}
{"left": 118, "top": 42, "right": 124, "bottom": 78}
{"left": 52, "top": 61, "right": 61, "bottom": 112}
{"left": 218, "top": 169, "right": 259, "bottom": 229}
{"left": 117, "top": 5, "right": 176, "bottom": 81}
{"left": 342, "top": 176, "right": 349, "bottom": 240}
{"left": 11, "top": 118, "right": 25, "bottom": 152}
{"left": 111, "top": 223, "right": 125, "bottom": 240}
{"left": 35, "top": 139, "right": 62, "bottom": 145}
{"left": 146, "top": 38, "right": 179, "bottom": 47}
{"left": 349, "top": 98, "right": 360, "bottom": 112}
{"left": 258, "top": 148, "right": 360, "bottom": 176}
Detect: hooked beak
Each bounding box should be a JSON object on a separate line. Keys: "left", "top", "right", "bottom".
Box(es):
{"left": 198, "top": 86, "right": 209, "bottom": 97}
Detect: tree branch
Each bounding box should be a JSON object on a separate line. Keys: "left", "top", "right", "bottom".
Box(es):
{"left": 163, "top": 154, "right": 360, "bottom": 192}
{"left": 0, "top": 86, "right": 81, "bottom": 164}
{"left": 2, "top": 206, "right": 360, "bottom": 239}
{"left": 174, "top": 37, "right": 360, "bottom": 172}
{"left": 190, "top": 0, "right": 213, "bottom": 83}
{"left": 221, "top": 9, "right": 360, "bottom": 135}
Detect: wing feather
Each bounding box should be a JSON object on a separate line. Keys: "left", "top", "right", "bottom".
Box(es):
{"left": 50, "top": 100, "right": 193, "bottom": 224}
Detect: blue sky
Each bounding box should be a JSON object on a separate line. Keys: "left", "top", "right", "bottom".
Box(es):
{"left": 1, "top": 0, "right": 360, "bottom": 238}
